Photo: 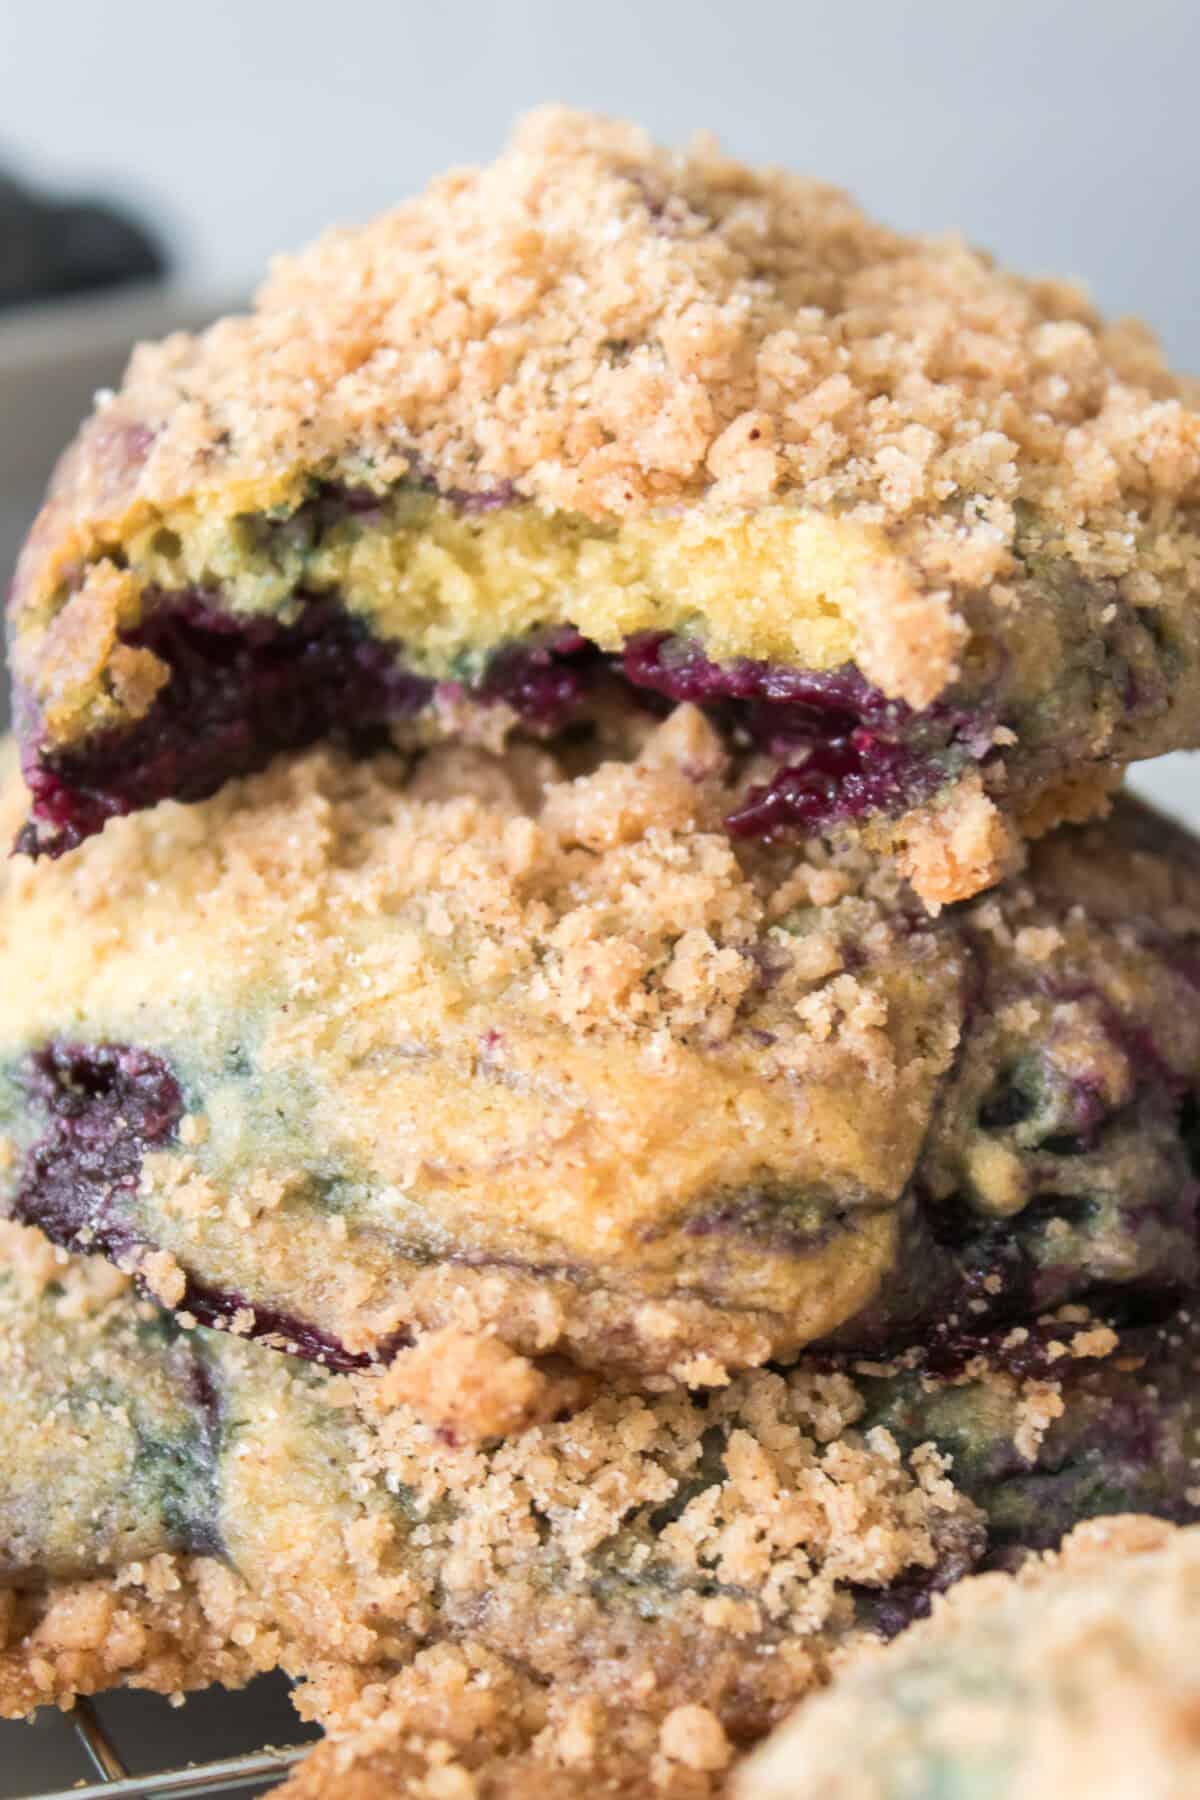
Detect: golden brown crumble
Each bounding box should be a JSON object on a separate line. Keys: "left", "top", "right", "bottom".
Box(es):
{"left": 19, "top": 106, "right": 1200, "bottom": 590}
{"left": 0, "top": 1555, "right": 278, "bottom": 1716}
{"left": 373, "top": 1331, "right": 600, "bottom": 1442}
{"left": 284, "top": 1518, "right": 1200, "bottom": 1798}
{"left": 0, "top": 1225, "right": 988, "bottom": 1731}
{"left": 282, "top": 1643, "right": 741, "bottom": 1800}
{"left": 339, "top": 1361, "right": 970, "bottom": 1640}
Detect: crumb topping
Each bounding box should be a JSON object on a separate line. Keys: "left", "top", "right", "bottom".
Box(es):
{"left": 282, "top": 1643, "right": 740, "bottom": 1800}
{"left": 21, "top": 106, "right": 1200, "bottom": 596}
{"left": 0, "top": 1553, "right": 279, "bottom": 1716}
{"left": 341, "top": 1362, "right": 969, "bottom": 1631}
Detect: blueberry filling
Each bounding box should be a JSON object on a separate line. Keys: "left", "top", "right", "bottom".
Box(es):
{"left": 13, "top": 1042, "right": 183, "bottom": 1257}
{"left": 18, "top": 589, "right": 995, "bottom": 855}
{"left": 851, "top": 1513, "right": 989, "bottom": 1639}
{"left": 181, "top": 1278, "right": 405, "bottom": 1372}
{"left": 619, "top": 633, "right": 987, "bottom": 836}
{"left": 477, "top": 627, "right": 599, "bottom": 727}
{"left": 17, "top": 594, "right": 433, "bottom": 857}
{"left": 9, "top": 1039, "right": 394, "bottom": 1372}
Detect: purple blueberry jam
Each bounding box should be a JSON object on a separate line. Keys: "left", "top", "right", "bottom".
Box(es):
{"left": 10, "top": 1037, "right": 398, "bottom": 1371}
{"left": 18, "top": 577, "right": 995, "bottom": 857}
{"left": 13, "top": 1041, "right": 183, "bottom": 1256}
{"left": 854, "top": 1513, "right": 989, "bottom": 1638}
{"left": 476, "top": 628, "right": 598, "bottom": 728}
{"left": 619, "top": 633, "right": 990, "bottom": 837}
{"left": 182, "top": 1279, "right": 404, "bottom": 1372}
{"left": 17, "top": 594, "right": 434, "bottom": 857}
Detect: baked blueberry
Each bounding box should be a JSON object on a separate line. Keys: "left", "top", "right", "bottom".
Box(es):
{"left": 10, "top": 110, "right": 1200, "bottom": 903}
{"left": 1, "top": 731, "right": 1198, "bottom": 1379}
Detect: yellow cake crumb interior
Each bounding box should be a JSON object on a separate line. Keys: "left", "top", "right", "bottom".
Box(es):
{"left": 111, "top": 493, "right": 901, "bottom": 685}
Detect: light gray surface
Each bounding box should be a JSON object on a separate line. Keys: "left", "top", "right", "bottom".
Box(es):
{"left": 1130, "top": 751, "right": 1199, "bottom": 827}
{"left": 2, "top": 0, "right": 1200, "bottom": 366}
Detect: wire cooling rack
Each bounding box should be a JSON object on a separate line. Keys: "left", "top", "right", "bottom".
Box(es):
{"left": 6, "top": 1687, "right": 314, "bottom": 1800}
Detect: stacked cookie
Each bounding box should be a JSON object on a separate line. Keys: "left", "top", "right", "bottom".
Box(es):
{"left": 2, "top": 108, "right": 1199, "bottom": 1795}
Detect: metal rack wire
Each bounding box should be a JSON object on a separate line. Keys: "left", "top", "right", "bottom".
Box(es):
{"left": 12, "top": 1698, "right": 308, "bottom": 1800}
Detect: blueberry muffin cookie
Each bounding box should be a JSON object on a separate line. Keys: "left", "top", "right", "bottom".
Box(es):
{"left": 11, "top": 109, "right": 1200, "bottom": 902}
{"left": 2, "top": 727, "right": 1199, "bottom": 1380}
{"left": 4, "top": 1221, "right": 1200, "bottom": 1735}
{"left": 739, "top": 1515, "right": 1200, "bottom": 1800}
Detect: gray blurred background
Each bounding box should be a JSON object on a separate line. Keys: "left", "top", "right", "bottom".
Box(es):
{"left": 3, "top": 0, "right": 1199, "bottom": 358}
{"left": 0, "top": 2, "right": 1197, "bottom": 1790}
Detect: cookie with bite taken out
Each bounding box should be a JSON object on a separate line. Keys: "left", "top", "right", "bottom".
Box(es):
{"left": 11, "top": 110, "right": 1200, "bottom": 904}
